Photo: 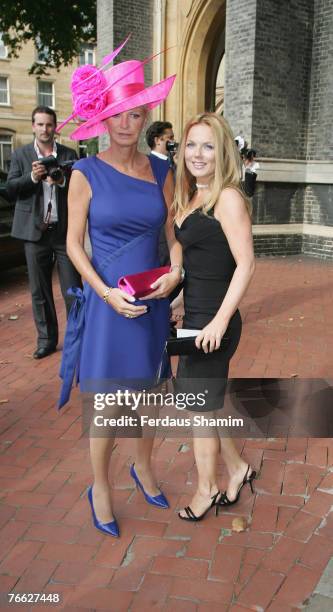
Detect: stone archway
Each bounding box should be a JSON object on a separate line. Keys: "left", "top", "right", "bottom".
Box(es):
{"left": 177, "top": 0, "right": 226, "bottom": 129}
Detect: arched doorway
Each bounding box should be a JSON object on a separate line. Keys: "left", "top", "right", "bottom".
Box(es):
{"left": 177, "top": 0, "right": 226, "bottom": 129}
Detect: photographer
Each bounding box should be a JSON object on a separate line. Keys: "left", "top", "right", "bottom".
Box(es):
{"left": 239, "top": 144, "right": 259, "bottom": 198}
{"left": 7, "top": 106, "right": 81, "bottom": 359}
{"left": 234, "top": 135, "right": 259, "bottom": 197}
{"left": 146, "top": 120, "right": 178, "bottom": 169}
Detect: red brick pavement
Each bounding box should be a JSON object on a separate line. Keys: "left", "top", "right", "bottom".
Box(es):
{"left": 0, "top": 256, "right": 332, "bottom": 611}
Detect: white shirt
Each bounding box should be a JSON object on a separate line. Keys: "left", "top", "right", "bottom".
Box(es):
{"left": 245, "top": 160, "right": 260, "bottom": 174}
{"left": 150, "top": 150, "right": 168, "bottom": 161}
{"left": 31, "top": 140, "right": 65, "bottom": 223}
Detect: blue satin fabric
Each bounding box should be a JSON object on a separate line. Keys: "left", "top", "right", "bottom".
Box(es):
{"left": 58, "top": 155, "right": 171, "bottom": 409}
{"left": 58, "top": 287, "right": 86, "bottom": 408}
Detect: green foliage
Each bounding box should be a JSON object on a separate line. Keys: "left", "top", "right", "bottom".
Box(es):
{"left": 0, "top": 0, "right": 96, "bottom": 75}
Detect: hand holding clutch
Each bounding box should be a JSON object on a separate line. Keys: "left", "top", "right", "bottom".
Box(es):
{"left": 118, "top": 266, "right": 171, "bottom": 299}
{"left": 167, "top": 333, "right": 230, "bottom": 356}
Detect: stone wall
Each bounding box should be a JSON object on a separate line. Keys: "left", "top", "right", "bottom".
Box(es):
{"left": 97, "top": 0, "right": 154, "bottom": 150}
{"left": 113, "top": 0, "right": 154, "bottom": 84}
{"left": 303, "top": 185, "right": 333, "bottom": 226}
{"left": 252, "top": 0, "right": 314, "bottom": 159}
{"left": 307, "top": 0, "right": 333, "bottom": 160}
{"left": 252, "top": 184, "right": 305, "bottom": 225}
{"left": 224, "top": 0, "right": 257, "bottom": 142}
{"left": 223, "top": 0, "right": 333, "bottom": 260}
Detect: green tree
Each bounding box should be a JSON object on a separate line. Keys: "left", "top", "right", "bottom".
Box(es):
{"left": 0, "top": 0, "right": 96, "bottom": 75}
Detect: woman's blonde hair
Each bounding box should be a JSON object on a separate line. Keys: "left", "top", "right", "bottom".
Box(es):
{"left": 173, "top": 112, "right": 250, "bottom": 220}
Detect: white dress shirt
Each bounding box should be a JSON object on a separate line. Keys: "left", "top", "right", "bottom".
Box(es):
{"left": 150, "top": 150, "right": 168, "bottom": 161}
{"left": 31, "top": 140, "right": 65, "bottom": 223}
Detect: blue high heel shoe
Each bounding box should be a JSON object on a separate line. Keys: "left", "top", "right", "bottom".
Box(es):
{"left": 130, "top": 464, "right": 169, "bottom": 508}
{"left": 87, "top": 486, "right": 120, "bottom": 537}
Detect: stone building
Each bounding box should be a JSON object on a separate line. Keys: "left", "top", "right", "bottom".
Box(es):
{"left": 98, "top": 0, "right": 333, "bottom": 259}
{"left": 0, "top": 38, "right": 97, "bottom": 168}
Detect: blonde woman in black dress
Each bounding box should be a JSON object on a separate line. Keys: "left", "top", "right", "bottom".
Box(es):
{"left": 173, "top": 113, "right": 257, "bottom": 521}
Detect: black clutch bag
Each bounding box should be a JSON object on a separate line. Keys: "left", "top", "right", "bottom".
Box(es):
{"left": 166, "top": 334, "right": 230, "bottom": 356}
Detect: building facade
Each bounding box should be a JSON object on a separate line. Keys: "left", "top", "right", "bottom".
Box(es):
{"left": 98, "top": 0, "right": 333, "bottom": 259}
{"left": 0, "top": 38, "right": 97, "bottom": 169}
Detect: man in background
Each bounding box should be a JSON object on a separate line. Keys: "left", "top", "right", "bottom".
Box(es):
{"left": 146, "top": 121, "right": 176, "bottom": 267}
{"left": 7, "top": 106, "right": 81, "bottom": 359}
{"left": 146, "top": 120, "right": 175, "bottom": 163}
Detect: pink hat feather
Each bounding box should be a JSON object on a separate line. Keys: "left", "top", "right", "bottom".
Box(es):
{"left": 57, "top": 36, "right": 176, "bottom": 141}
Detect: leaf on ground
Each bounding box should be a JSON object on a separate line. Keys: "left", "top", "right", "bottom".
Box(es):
{"left": 232, "top": 517, "right": 247, "bottom": 532}
{"left": 0, "top": 399, "right": 9, "bottom": 404}
{"left": 8, "top": 315, "right": 19, "bottom": 320}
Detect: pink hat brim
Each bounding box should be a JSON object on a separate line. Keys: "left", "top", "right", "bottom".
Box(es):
{"left": 70, "top": 74, "right": 176, "bottom": 141}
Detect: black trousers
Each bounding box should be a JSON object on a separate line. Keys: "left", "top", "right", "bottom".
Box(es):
{"left": 24, "top": 226, "right": 81, "bottom": 348}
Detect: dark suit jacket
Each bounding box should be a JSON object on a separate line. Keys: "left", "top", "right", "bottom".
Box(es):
{"left": 7, "top": 142, "right": 78, "bottom": 242}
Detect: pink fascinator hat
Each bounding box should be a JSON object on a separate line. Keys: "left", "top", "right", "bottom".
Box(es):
{"left": 57, "top": 35, "right": 176, "bottom": 141}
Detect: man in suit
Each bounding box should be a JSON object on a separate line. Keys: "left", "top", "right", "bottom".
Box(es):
{"left": 146, "top": 120, "right": 175, "bottom": 163}
{"left": 146, "top": 121, "right": 183, "bottom": 317}
{"left": 146, "top": 121, "right": 176, "bottom": 268}
{"left": 7, "top": 106, "right": 81, "bottom": 359}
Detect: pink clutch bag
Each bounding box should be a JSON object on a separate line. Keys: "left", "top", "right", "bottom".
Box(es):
{"left": 118, "top": 266, "right": 170, "bottom": 298}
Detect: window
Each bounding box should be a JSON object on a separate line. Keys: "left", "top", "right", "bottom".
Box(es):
{"left": 35, "top": 35, "right": 53, "bottom": 64}
{"left": 37, "top": 45, "right": 51, "bottom": 64}
{"left": 0, "top": 134, "right": 13, "bottom": 171}
{"left": 0, "top": 32, "right": 8, "bottom": 59}
{"left": 79, "top": 138, "right": 98, "bottom": 158}
{"left": 79, "top": 45, "right": 95, "bottom": 66}
{"left": 37, "top": 80, "right": 54, "bottom": 108}
{"left": 0, "top": 76, "right": 9, "bottom": 105}
{"left": 79, "top": 142, "right": 87, "bottom": 159}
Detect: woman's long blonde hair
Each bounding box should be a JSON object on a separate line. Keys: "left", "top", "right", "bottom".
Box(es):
{"left": 173, "top": 112, "right": 250, "bottom": 220}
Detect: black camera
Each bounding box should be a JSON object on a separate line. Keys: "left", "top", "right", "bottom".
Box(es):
{"left": 166, "top": 141, "right": 179, "bottom": 155}
{"left": 240, "top": 147, "right": 256, "bottom": 161}
{"left": 39, "top": 155, "right": 75, "bottom": 182}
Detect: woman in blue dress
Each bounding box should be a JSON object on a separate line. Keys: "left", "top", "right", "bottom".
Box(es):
{"left": 58, "top": 50, "right": 182, "bottom": 537}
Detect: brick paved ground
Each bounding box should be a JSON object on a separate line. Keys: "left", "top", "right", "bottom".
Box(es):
{"left": 0, "top": 256, "right": 332, "bottom": 611}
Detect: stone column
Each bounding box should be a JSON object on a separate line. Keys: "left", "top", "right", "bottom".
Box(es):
{"left": 97, "top": 0, "right": 114, "bottom": 151}
{"left": 224, "top": 0, "right": 257, "bottom": 143}
{"left": 307, "top": 0, "right": 333, "bottom": 161}
{"left": 96, "top": 0, "right": 154, "bottom": 151}
{"left": 252, "top": 0, "right": 313, "bottom": 159}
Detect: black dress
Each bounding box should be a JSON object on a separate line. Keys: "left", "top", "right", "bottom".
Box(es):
{"left": 174, "top": 208, "right": 242, "bottom": 411}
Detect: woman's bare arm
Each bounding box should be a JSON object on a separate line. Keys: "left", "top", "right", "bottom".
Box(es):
{"left": 195, "top": 187, "right": 255, "bottom": 352}
{"left": 66, "top": 170, "right": 107, "bottom": 298}
{"left": 214, "top": 187, "right": 255, "bottom": 324}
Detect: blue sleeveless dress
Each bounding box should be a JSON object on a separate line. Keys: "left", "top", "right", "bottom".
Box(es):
{"left": 59, "top": 155, "right": 170, "bottom": 406}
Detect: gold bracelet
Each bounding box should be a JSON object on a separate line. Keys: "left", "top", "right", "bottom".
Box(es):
{"left": 103, "top": 286, "right": 114, "bottom": 303}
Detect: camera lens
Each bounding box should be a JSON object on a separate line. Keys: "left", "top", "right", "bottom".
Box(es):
{"left": 49, "top": 167, "right": 63, "bottom": 181}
